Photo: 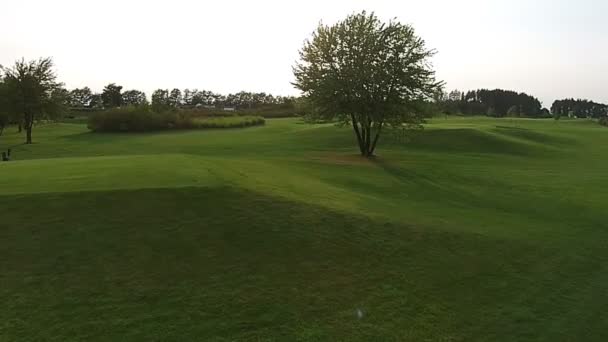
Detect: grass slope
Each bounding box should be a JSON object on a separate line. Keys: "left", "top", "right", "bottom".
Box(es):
{"left": 1, "top": 117, "right": 607, "bottom": 341}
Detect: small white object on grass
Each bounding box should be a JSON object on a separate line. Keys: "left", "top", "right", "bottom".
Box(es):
{"left": 356, "top": 308, "right": 364, "bottom": 319}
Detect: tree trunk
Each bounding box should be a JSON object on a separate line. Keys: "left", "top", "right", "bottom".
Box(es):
{"left": 369, "top": 122, "right": 384, "bottom": 156}
{"left": 18, "top": 123, "right": 22, "bottom": 133}
{"left": 350, "top": 114, "right": 365, "bottom": 155}
{"left": 26, "top": 125, "right": 32, "bottom": 144}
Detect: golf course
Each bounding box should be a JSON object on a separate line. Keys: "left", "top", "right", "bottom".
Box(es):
{"left": 1, "top": 117, "right": 607, "bottom": 341}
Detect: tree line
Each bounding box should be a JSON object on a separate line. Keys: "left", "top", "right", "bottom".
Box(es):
{"left": 551, "top": 99, "right": 608, "bottom": 119}
{"left": 2, "top": 17, "right": 607, "bottom": 149}
{"left": 0, "top": 58, "right": 296, "bottom": 143}
{"left": 68, "top": 84, "right": 295, "bottom": 112}
{"left": 436, "top": 89, "right": 548, "bottom": 118}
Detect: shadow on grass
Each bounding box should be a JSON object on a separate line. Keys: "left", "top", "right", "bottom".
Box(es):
{"left": 385, "top": 128, "right": 546, "bottom": 156}
{"left": 493, "top": 126, "right": 574, "bottom": 146}
{"left": 2, "top": 185, "right": 603, "bottom": 340}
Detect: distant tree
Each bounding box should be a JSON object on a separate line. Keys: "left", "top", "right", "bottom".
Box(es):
{"left": 151, "top": 89, "right": 170, "bottom": 112}
{"left": 168, "top": 88, "right": 182, "bottom": 107}
{"left": 89, "top": 93, "right": 104, "bottom": 109}
{"left": 293, "top": 11, "right": 441, "bottom": 157}
{"left": 1, "top": 57, "right": 66, "bottom": 144}
{"left": 551, "top": 98, "right": 607, "bottom": 119}
{"left": 448, "top": 90, "right": 462, "bottom": 102}
{"left": 101, "top": 83, "right": 123, "bottom": 108}
{"left": 183, "top": 89, "right": 193, "bottom": 106}
{"left": 486, "top": 106, "right": 497, "bottom": 117}
{"left": 540, "top": 108, "right": 551, "bottom": 118}
{"left": 68, "top": 87, "right": 93, "bottom": 108}
{"left": 0, "top": 112, "right": 7, "bottom": 136}
{"left": 0, "top": 80, "right": 8, "bottom": 135}
{"left": 121, "top": 89, "right": 148, "bottom": 106}
{"left": 507, "top": 105, "right": 520, "bottom": 117}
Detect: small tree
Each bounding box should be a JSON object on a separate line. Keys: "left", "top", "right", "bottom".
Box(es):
{"left": 293, "top": 11, "right": 441, "bottom": 157}
{"left": 1, "top": 57, "right": 66, "bottom": 144}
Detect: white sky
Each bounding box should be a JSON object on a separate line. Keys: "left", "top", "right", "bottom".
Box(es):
{"left": 1, "top": 0, "right": 607, "bottom": 107}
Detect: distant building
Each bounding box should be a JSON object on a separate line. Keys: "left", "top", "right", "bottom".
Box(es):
{"left": 223, "top": 107, "right": 236, "bottom": 112}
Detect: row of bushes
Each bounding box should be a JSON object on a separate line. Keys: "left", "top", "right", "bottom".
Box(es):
{"left": 191, "top": 116, "right": 265, "bottom": 129}
{"left": 87, "top": 107, "right": 265, "bottom": 132}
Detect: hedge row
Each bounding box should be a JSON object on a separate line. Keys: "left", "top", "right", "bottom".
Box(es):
{"left": 88, "top": 107, "right": 265, "bottom": 132}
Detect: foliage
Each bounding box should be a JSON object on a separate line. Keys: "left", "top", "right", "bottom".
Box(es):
{"left": 87, "top": 106, "right": 264, "bottom": 132}
{"left": 191, "top": 115, "right": 265, "bottom": 129}
{"left": 151, "top": 89, "right": 170, "bottom": 112}
{"left": 293, "top": 11, "right": 441, "bottom": 156}
{"left": 0, "top": 80, "right": 9, "bottom": 135}
{"left": 599, "top": 116, "right": 608, "bottom": 127}
{"left": 551, "top": 98, "right": 608, "bottom": 118}
{"left": 540, "top": 108, "right": 551, "bottom": 118}
{"left": 101, "top": 83, "right": 123, "bottom": 108}
{"left": 169, "top": 88, "right": 182, "bottom": 107}
{"left": 69, "top": 87, "right": 93, "bottom": 108}
{"left": 121, "top": 89, "right": 148, "bottom": 106}
{"left": 438, "top": 89, "right": 542, "bottom": 117}
{"left": 507, "top": 105, "right": 520, "bottom": 117}
{"left": 0, "top": 57, "right": 66, "bottom": 143}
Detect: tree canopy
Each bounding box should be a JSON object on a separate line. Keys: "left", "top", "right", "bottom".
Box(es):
{"left": 551, "top": 99, "right": 607, "bottom": 118}
{"left": 293, "top": 11, "right": 441, "bottom": 156}
{"left": 121, "top": 89, "right": 148, "bottom": 106}
{"left": 438, "top": 89, "right": 544, "bottom": 117}
{"left": 1, "top": 57, "right": 66, "bottom": 143}
{"left": 101, "top": 83, "right": 123, "bottom": 108}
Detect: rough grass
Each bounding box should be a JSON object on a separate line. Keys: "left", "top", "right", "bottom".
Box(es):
{"left": 1, "top": 117, "right": 607, "bottom": 341}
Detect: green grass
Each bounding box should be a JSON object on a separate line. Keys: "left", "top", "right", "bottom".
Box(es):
{"left": 1, "top": 117, "right": 607, "bottom": 341}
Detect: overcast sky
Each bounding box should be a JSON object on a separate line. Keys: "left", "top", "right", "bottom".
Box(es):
{"left": 1, "top": 0, "right": 607, "bottom": 107}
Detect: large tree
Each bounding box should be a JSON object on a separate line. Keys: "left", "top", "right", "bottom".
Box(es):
{"left": 101, "top": 83, "right": 123, "bottom": 108}
{"left": 293, "top": 11, "right": 441, "bottom": 157}
{"left": 1, "top": 57, "right": 66, "bottom": 144}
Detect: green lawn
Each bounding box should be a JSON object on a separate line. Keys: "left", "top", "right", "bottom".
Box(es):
{"left": 1, "top": 117, "right": 607, "bottom": 341}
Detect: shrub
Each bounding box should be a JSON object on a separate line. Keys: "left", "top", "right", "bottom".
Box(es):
{"left": 191, "top": 116, "right": 265, "bottom": 129}
{"left": 88, "top": 107, "right": 264, "bottom": 132}
{"left": 88, "top": 106, "right": 178, "bottom": 132}
{"left": 599, "top": 117, "right": 608, "bottom": 127}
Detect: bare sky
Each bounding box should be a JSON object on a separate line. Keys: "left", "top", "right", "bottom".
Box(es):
{"left": 2, "top": 0, "right": 607, "bottom": 107}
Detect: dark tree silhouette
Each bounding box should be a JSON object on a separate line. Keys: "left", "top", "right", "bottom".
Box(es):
{"left": 101, "top": 83, "right": 123, "bottom": 108}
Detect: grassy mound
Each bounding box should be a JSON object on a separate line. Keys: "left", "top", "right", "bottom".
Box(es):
{"left": 1, "top": 117, "right": 608, "bottom": 341}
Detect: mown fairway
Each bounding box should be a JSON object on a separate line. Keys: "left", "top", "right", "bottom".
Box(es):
{"left": 1, "top": 117, "right": 607, "bottom": 341}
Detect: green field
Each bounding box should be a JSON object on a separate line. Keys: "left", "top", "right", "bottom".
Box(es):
{"left": 1, "top": 117, "right": 607, "bottom": 341}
